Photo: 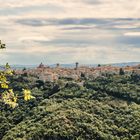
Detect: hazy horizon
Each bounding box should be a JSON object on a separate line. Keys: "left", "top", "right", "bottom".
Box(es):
{"left": 0, "top": 61, "right": 140, "bottom": 67}
{"left": 0, "top": 0, "right": 140, "bottom": 64}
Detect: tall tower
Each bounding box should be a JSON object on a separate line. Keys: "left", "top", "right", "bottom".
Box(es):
{"left": 56, "top": 63, "right": 60, "bottom": 68}
{"left": 75, "top": 62, "right": 79, "bottom": 70}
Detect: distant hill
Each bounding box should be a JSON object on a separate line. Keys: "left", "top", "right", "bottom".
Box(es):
{"left": 110, "top": 62, "right": 140, "bottom": 67}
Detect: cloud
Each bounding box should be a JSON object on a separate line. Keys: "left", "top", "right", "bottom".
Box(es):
{"left": 124, "top": 32, "right": 140, "bottom": 36}
{"left": 1, "top": 0, "right": 140, "bottom": 18}
{"left": 61, "top": 26, "right": 96, "bottom": 30}
{"left": 0, "top": 1, "right": 140, "bottom": 64}
{"left": 15, "top": 18, "right": 140, "bottom": 32}
{"left": 81, "top": 0, "right": 101, "bottom": 4}
{"left": 19, "top": 36, "right": 51, "bottom": 42}
{"left": 16, "top": 18, "right": 101, "bottom": 26}
{"left": 36, "top": 39, "right": 94, "bottom": 46}
{"left": 114, "top": 25, "right": 139, "bottom": 29}
{"left": 118, "top": 37, "right": 140, "bottom": 46}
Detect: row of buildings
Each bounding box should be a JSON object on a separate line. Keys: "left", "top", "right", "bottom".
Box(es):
{"left": 15, "top": 63, "right": 140, "bottom": 82}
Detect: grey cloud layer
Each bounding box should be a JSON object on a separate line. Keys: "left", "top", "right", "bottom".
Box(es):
{"left": 16, "top": 18, "right": 140, "bottom": 29}
{"left": 16, "top": 18, "right": 140, "bottom": 48}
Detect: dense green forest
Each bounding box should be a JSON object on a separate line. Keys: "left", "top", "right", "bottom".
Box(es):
{"left": 0, "top": 72, "right": 140, "bottom": 140}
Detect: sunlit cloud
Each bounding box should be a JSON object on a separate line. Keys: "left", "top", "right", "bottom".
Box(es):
{"left": 124, "top": 32, "right": 140, "bottom": 36}
{"left": 19, "top": 36, "right": 51, "bottom": 42}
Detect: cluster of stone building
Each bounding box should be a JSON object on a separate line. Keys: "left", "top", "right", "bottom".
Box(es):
{"left": 15, "top": 62, "right": 140, "bottom": 82}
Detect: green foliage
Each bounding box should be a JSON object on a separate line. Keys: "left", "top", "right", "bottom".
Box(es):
{"left": 0, "top": 73, "right": 140, "bottom": 140}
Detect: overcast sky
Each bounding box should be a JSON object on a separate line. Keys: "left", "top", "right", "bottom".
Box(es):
{"left": 0, "top": 0, "right": 140, "bottom": 65}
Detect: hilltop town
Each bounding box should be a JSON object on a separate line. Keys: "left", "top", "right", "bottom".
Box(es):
{"left": 15, "top": 62, "right": 140, "bottom": 82}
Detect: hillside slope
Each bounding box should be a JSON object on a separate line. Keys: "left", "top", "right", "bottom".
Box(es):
{"left": 1, "top": 74, "right": 140, "bottom": 140}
